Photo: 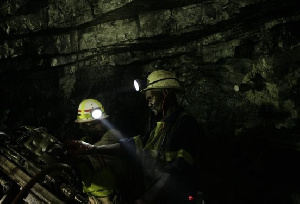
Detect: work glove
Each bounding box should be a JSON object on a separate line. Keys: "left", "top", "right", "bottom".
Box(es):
{"left": 64, "top": 140, "right": 95, "bottom": 156}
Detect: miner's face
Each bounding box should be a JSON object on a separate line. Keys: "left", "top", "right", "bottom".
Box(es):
{"left": 81, "top": 120, "right": 106, "bottom": 138}
{"left": 145, "top": 90, "right": 164, "bottom": 116}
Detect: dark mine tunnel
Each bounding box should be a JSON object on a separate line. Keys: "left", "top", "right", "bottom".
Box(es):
{"left": 0, "top": 0, "right": 300, "bottom": 203}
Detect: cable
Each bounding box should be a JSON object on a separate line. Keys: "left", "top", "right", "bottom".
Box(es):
{"left": 12, "top": 163, "right": 71, "bottom": 204}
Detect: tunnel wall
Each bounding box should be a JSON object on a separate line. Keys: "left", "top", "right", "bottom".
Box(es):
{"left": 0, "top": 1, "right": 300, "bottom": 202}
{"left": 1, "top": 0, "right": 299, "bottom": 138}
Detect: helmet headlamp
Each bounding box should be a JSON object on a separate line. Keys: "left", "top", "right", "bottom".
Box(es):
{"left": 133, "top": 79, "right": 146, "bottom": 92}
{"left": 91, "top": 108, "right": 103, "bottom": 119}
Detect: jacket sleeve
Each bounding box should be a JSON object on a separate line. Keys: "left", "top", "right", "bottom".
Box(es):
{"left": 165, "top": 115, "right": 205, "bottom": 187}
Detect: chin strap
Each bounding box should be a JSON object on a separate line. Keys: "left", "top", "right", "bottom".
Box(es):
{"left": 161, "top": 90, "right": 169, "bottom": 129}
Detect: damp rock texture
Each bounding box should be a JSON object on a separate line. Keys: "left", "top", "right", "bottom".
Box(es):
{"left": 0, "top": 0, "right": 298, "bottom": 134}
{"left": 0, "top": 0, "right": 300, "bottom": 202}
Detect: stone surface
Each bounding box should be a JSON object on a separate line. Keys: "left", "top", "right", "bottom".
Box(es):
{"left": 0, "top": 0, "right": 299, "bottom": 135}
{"left": 0, "top": 0, "right": 300, "bottom": 202}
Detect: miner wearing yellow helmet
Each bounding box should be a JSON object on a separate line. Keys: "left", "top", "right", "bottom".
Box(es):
{"left": 132, "top": 70, "right": 205, "bottom": 204}
{"left": 70, "top": 99, "right": 124, "bottom": 204}
{"left": 67, "top": 71, "right": 206, "bottom": 204}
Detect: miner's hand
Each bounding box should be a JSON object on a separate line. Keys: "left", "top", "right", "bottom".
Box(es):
{"left": 65, "top": 140, "right": 95, "bottom": 156}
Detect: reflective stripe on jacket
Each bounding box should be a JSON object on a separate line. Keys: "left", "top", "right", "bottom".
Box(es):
{"left": 80, "top": 129, "right": 121, "bottom": 197}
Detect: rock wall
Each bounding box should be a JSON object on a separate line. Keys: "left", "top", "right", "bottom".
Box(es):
{"left": 1, "top": 0, "right": 299, "bottom": 137}
{"left": 0, "top": 0, "right": 300, "bottom": 202}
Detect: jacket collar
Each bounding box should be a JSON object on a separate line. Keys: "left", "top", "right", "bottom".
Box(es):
{"left": 163, "top": 107, "right": 184, "bottom": 122}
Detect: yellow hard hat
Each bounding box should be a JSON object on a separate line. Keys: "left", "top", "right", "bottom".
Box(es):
{"left": 75, "top": 99, "right": 109, "bottom": 123}
{"left": 140, "top": 70, "right": 183, "bottom": 93}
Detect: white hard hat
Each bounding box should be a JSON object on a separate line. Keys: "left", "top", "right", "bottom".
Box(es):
{"left": 75, "top": 99, "right": 109, "bottom": 123}
{"left": 140, "top": 70, "right": 183, "bottom": 93}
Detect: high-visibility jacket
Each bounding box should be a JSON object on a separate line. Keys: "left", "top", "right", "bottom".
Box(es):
{"left": 120, "top": 108, "right": 206, "bottom": 203}
{"left": 78, "top": 129, "right": 122, "bottom": 197}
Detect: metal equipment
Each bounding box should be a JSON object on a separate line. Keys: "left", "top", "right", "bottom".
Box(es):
{"left": 0, "top": 126, "right": 88, "bottom": 204}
